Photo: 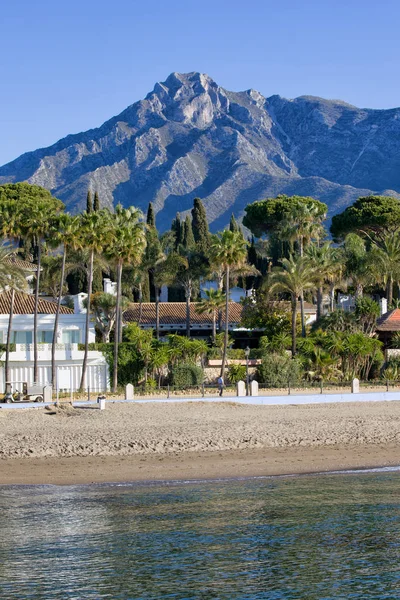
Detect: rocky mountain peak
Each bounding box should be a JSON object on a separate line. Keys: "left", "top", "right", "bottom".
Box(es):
{"left": 1, "top": 72, "right": 400, "bottom": 229}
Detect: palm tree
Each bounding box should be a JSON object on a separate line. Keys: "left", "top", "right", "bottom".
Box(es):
{"left": 305, "top": 242, "right": 338, "bottom": 319}
{"left": 197, "top": 288, "right": 226, "bottom": 343}
{"left": 48, "top": 214, "right": 82, "bottom": 387}
{"left": 279, "top": 202, "right": 326, "bottom": 336}
{"left": 21, "top": 198, "right": 63, "bottom": 382}
{"left": 370, "top": 232, "right": 400, "bottom": 306}
{"left": 79, "top": 209, "right": 110, "bottom": 392}
{"left": 0, "top": 246, "right": 29, "bottom": 386}
{"left": 106, "top": 205, "right": 146, "bottom": 392}
{"left": 210, "top": 231, "right": 248, "bottom": 379}
{"left": 268, "top": 255, "right": 316, "bottom": 356}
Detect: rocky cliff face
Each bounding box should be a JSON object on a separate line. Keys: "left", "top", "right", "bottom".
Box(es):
{"left": 1, "top": 72, "right": 400, "bottom": 230}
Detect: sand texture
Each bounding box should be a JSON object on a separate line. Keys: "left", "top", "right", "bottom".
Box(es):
{"left": 1, "top": 401, "right": 400, "bottom": 484}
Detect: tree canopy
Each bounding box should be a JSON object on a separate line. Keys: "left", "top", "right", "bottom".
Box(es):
{"left": 243, "top": 195, "right": 327, "bottom": 238}
{"left": 330, "top": 195, "right": 400, "bottom": 241}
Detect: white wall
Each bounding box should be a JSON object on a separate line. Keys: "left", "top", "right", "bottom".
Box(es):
{"left": 0, "top": 313, "right": 95, "bottom": 344}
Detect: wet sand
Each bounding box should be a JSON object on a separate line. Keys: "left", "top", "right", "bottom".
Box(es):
{"left": 1, "top": 401, "right": 400, "bottom": 485}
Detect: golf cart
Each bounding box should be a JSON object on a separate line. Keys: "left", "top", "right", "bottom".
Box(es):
{"left": 3, "top": 381, "right": 44, "bottom": 403}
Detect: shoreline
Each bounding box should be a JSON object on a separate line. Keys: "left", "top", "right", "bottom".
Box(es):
{"left": 2, "top": 444, "right": 400, "bottom": 486}
{"left": 2, "top": 400, "right": 400, "bottom": 486}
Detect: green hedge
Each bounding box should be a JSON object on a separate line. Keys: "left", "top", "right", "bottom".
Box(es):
{"left": 0, "top": 344, "right": 16, "bottom": 354}
{"left": 170, "top": 364, "right": 204, "bottom": 388}
{"left": 78, "top": 342, "right": 144, "bottom": 386}
{"left": 256, "top": 353, "right": 302, "bottom": 387}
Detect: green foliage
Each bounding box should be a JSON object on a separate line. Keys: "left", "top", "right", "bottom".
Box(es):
{"left": 146, "top": 202, "right": 155, "bottom": 227}
{"left": 330, "top": 195, "right": 400, "bottom": 241}
{"left": 86, "top": 189, "right": 93, "bottom": 213}
{"left": 229, "top": 213, "right": 240, "bottom": 232}
{"left": 191, "top": 198, "right": 209, "bottom": 253}
{"left": 241, "top": 293, "right": 293, "bottom": 335}
{"left": 228, "top": 364, "right": 246, "bottom": 384}
{"left": 78, "top": 342, "right": 144, "bottom": 386}
{"left": 256, "top": 353, "right": 302, "bottom": 387}
{"left": 243, "top": 195, "right": 327, "bottom": 239}
{"left": 0, "top": 344, "right": 16, "bottom": 354}
{"left": 182, "top": 215, "right": 195, "bottom": 250}
{"left": 167, "top": 334, "right": 208, "bottom": 364}
{"left": 390, "top": 333, "right": 400, "bottom": 349}
{"left": 170, "top": 363, "right": 204, "bottom": 387}
{"left": 93, "top": 191, "right": 100, "bottom": 211}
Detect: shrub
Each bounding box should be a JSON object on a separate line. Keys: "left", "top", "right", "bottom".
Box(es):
{"left": 170, "top": 364, "right": 204, "bottom": 388}
{"left": 228, "top": 364, "right": 246, "bottom": 384}
{"left": 256, "top": 353, "right": 302, "bottom": 387}
{"left": 78, "top": 342, "right": 144, "bottom": 386}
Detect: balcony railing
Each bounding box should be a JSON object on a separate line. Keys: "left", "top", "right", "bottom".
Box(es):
{"left": 14, "top": 343, "right": 78, "bottom": 352}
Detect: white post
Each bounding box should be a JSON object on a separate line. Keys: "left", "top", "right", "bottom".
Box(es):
{"left": 352, "top": 378, "right": 359, "bottom": 394}
{"left": 250, "top": 380, "right": 259, "bottom": 397}
{"left": 236, "top": 380, "right": 246, "bottom": 397}
{"left": 125, "top": 383, "right": 134, "bottom": 400}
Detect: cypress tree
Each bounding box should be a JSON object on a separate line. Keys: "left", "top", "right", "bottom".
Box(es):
{"left": 171, "top": 213, "right": 182, "bottom": 249}
{"left": 191, "top": 197, "right": 209, "bottom": 253}
{"left": 93, "top": 191, "right": 100, "bottom": 211}
{"left": 86, "top": 189, "right": 93, "bottom": 213}
{"left": 146, "top": 202, "right": 155, "bottom": 227}
{"left": 142, "top": 272, "right": 151, "bottom": 302}
{"left": 229, "top": 213, "right": 239, "bottom": 232}
{"left": 183, "top": 215, "right": 195, "bottom": 249}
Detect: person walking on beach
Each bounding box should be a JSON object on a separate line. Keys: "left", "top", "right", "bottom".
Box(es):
{"left": 217, "top": 375, "right": 224, "bottom": 397}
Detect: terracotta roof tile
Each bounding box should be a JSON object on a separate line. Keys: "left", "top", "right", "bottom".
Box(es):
{"left": 5, "top": 258, "right": 38, "bottom": 272}
{"left": 376, "top": 309, "right": 400, "bottom": 331}
{"left": 0, "top": 291, "right": 73, "bottom": 315}
{"left": 124, "top": 302, "right": 243, "bottom": 327}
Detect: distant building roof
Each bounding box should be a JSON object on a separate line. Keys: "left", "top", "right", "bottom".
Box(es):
{"left": 0, "top": 291, "right": 73, "bottom": 315}
{"left": 376, "top": 309, "right": 400, "bottom": 332}
{"left": 5, "top": 257, "right": 38, "bottom": 272}
{"left": 124, "top": 302, "right": 243, "bottom": 328}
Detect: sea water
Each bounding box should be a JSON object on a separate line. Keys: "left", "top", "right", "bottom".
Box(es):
{"left": 1, "top": 472, "right": 400, "bottom": 599}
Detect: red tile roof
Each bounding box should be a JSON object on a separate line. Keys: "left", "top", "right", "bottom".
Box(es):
{"left": 376, "top": 309, "right": 400, "bottom": 331}
{"left": 0, "top": 291, "right": 73, "bottom": 315}
{"left": 124, "top": 302, "right": 243, "bottom": 327}
{"left": 5, "top": 258, "right": 38, "bottom": 272}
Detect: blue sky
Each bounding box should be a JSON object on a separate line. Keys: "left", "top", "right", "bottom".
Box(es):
{"left": 1, "top": 0, "right": 399, "bottom": 165}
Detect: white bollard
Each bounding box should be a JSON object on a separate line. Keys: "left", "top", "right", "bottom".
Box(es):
{"left": 237, "top": 380, "right": 246, "bottom": 397}
{"left": 97, "top": 395, "right": 106, "bottom": 410}
{"left": 250, "top": 380, "right": 259, "bottom": 397}
{"left": 351, "top": 378, "right": 360, "bottom": 394}
{"left": 125, "top": 383, "right": 134, "bottom": 400}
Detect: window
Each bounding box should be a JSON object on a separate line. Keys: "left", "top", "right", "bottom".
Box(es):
{"left": 12, "top": 331, "right": 33, "bottom": 344}
{"left": 38, "top": 331, "right": 53, "bottom": 343}
{"left": 62, "top": 330, "right": 80, "bottom": 344}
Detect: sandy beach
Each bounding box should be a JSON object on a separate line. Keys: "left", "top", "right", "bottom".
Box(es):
{"left": 1, "top": 400, "right": 400, "bottom": 485}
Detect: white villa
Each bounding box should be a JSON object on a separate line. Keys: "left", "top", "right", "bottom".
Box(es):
{"left": 0, "top": 291, "right": 109, "bottom": 392}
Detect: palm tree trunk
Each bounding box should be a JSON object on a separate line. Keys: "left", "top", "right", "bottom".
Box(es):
{"left": 291, "top": 296, "right": 297, "bottom": 356}
{"left": 51, "top": 248, "right": 67, "bottom": 388}
{"left": 33, "top": 242, "right": 41, "bottom": 382}
{"left": 155, "top": 286, "right": 160, "bottom": 340}
{"left": 79, "top": 249, "right": 94, "bottom": 392}
{"left": 5, "top": 288, "right": 15, "bottom": 390}
{"left": 185, "top": 285, "right": 191, "bottom": 338}
{"left": 112, "top": 260, "right": 122, "bottom": 392}
{"left": 329, "top": 284, "right": 335, "bottom": 312}
{"left": 387, "top": 277, "right": 393, "bottom": 307}
{"left": 355, "top": 283, "right": 363, "bottom": 299}
{"left": 138, "top": 283, "right": 143, "bottom": 324}
{"left": 212, "top": 310, "right": 216, "bottom": 343}
{"left": 221, "top": 266, "right": 230, "bottom": 379}
{"left": 317, "top": 286, "right": 323, "bottom": 320}
{"left": 300, "top": 293, "right": 306, "bottom": 337}
{"left": 298, "top": 237, "right": 306, "bottom": 337}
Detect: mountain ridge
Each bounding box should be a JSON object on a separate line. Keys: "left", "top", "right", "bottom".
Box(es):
{"left": 1, "top": 71, "right": 399, "bottom": 230}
